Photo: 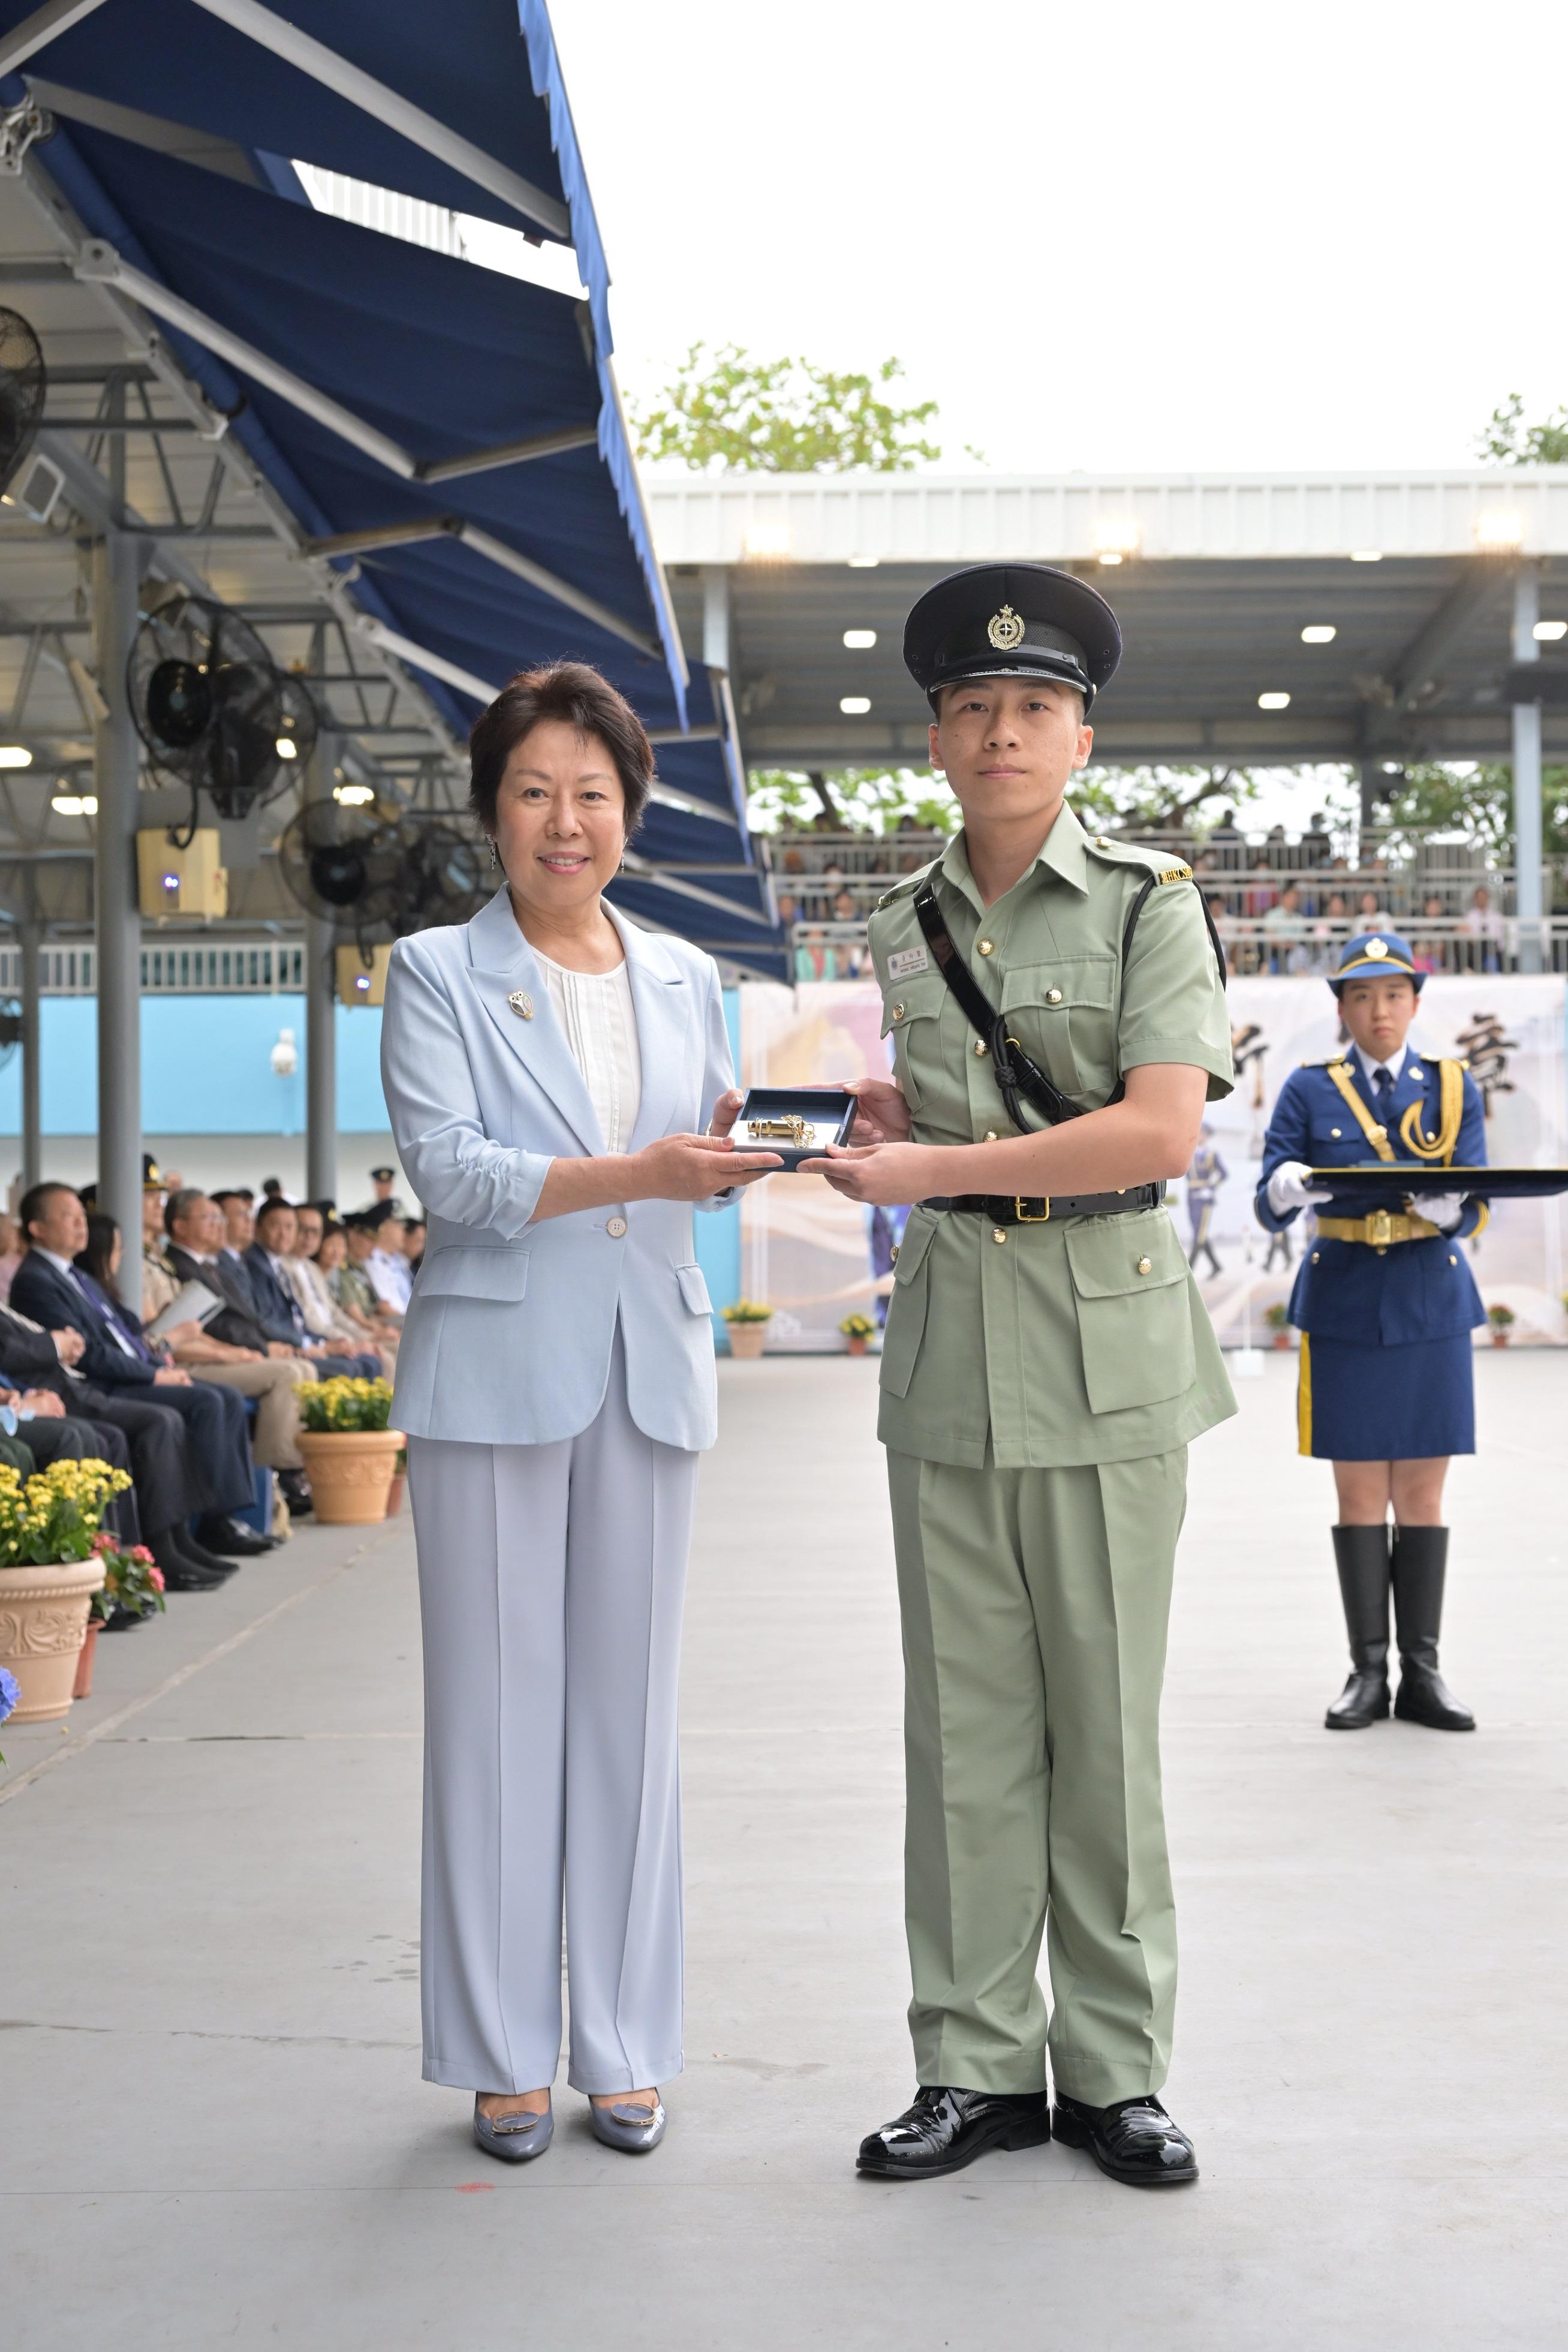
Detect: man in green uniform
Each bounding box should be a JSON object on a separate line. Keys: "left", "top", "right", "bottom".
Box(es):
{"left": 805, "top": 564, "right": 1235, "bottom": 2188}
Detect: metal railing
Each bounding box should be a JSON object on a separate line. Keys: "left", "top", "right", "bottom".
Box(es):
{"left": 0, "top": 942, "right": 308, "bottom": 995}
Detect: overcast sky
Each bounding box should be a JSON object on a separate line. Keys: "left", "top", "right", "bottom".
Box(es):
{"left": 549, "top": 0, "right": 1567, "bottom": 477}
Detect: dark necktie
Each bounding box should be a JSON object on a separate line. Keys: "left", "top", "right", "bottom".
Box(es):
{"left": 1371, "top": 1066, "right": 1394, "bottom": 1131}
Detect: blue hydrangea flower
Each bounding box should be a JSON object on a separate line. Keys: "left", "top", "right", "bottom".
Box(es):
{"left": 0, "top": 1664, "right": 18, "bottom": 1724}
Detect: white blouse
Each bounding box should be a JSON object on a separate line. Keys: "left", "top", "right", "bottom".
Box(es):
{"left": 535, "top": 950, "right": 643, "bottom": 1154}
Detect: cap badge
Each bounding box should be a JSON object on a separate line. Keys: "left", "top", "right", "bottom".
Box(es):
{"left": 986, "top": 603, "right": 1025, "bottom": 652}
{"left": 1363, "top": 937, "right": 1388, "bottom": 960}
{"left": 508, "top": 990, "right": 534, "bottom": 1019}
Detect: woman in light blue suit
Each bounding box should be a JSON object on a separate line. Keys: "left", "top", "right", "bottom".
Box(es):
{"left": 381, "top": 661, "right": 775, "bottom": 2164}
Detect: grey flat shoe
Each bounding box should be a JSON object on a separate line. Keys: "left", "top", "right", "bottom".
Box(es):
{"left": 472, "top": 2097, "right": 553, "bottom": 2163}
{"left": 588, "top": 2097, "right": 666, "bottom": 2153}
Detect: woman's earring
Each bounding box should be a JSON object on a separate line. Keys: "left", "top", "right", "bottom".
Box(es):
{"left": 487, "top": 837, "right": 498, "bottom": 870}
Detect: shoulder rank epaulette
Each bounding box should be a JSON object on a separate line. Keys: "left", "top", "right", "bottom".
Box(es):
{"left": 1084, "top": 835, "right": 1191, "bottom": 883}
{"left": 873, "top": 858, "right": 938, "bottom": 912}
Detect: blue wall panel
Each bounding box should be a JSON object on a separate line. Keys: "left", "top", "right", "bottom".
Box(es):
{"left": 693, "top": 986, "right": 743, "bottom": 1343}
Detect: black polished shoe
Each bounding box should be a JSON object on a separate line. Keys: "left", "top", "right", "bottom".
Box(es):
{"left": 856, "top": 2085, "right": 1048, "bottom": 2180}
{"left": 195, "top": 1514, "right": 277, "bottom": 1557}
{"left": 1326, "top": 1524, "right": 1391, "bottom": 1730}
{"left": 100, "top": 1599, "right": 151, "bottom": 1631}
{"left": 1391, "top": 1524, "right": 1474, "bottom": 1731}
{"left": 158, "top": 1557, "right": 227, "bottom": 1593}
{"left": 179, "top": 1535, "right": 241, "bottom": 1577}
{"left": 277, "top": 1471, "right": 312, "bottom": 1520}
{"left": 1052, "top": 2093, "right": 1198, "bottom": 2188}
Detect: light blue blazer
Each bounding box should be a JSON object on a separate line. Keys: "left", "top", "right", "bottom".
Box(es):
{"left": 380, "top": 886, "right": 734, "bottom": 1452}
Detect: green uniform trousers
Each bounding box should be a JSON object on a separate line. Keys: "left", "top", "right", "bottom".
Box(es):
{"left": 887, "top": 1444, "right": 1187, "bottom": 2107}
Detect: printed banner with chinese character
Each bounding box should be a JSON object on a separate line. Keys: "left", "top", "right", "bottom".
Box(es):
{"left": 738, "top": 976, "right": 1568, "bottom": 1351}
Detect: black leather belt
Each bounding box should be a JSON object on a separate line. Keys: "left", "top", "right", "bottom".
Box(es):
{"left": 928, "top": 1182, "right": 1165, "bottom": 1225}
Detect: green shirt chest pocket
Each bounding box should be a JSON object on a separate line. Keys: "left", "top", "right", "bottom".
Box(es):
{"left": 1000, "top": 955, "right": 1117, "bottom": 1105}
{"left": 880, "top": 973, "right": 952, "bottom": 1115}
{"left": 1064, "top": 1212, "right": 1195, "bottom": 1413}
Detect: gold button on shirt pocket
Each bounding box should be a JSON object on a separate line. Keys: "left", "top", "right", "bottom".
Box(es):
{"left": 1064, "top": 1215, "right": 1196, "bottom": 1414}
{"left": 879, "top": 973, "right": 947, "bottom": 1114}
{"left": 878, "top": 1214, "right": 938, "bottom": 1398}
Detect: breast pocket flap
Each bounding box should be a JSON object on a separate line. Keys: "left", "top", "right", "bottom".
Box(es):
{"left": 417, "top": 1247, "right": 531, "bottom": 1303}
{"left": 880, "top": 972, "right": 948, "bottom": 1039}
{"left": 676, "top": 1262, "right": 712, "bottom": 1316}
{"left": 1001, "top": 957, "right": 1116, "bottom": 1014}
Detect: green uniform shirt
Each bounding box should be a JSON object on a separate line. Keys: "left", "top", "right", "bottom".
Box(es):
{"left": 866, "top": 799, "right": 1238, "bottom": 1469}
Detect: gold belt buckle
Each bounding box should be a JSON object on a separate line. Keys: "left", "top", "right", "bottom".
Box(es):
{"left": 1014, "top": 1196, "right": 1051, "bottom": 1222}
{"left": 1367, "top": 1209, "right": 1394, "bottom": 1247}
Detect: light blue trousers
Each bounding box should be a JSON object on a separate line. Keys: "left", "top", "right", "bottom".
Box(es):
{"left": 409, "top": 1333, "right": 697, "bottom": 2095}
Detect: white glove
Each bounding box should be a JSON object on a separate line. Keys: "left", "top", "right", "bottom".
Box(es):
{"left": 1267, "top": 1161, "right": 1334, "bottom": 1216}
{"left": 1417, "top": 1192, "right": 1467, "bottom": 1233}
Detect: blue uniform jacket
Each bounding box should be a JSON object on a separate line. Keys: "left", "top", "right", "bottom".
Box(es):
{"left": 1255, "top": 1055, "right": 1488, "bottom": 1345}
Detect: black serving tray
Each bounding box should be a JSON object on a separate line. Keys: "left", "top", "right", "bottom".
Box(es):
{"left": 1308, "top": 1164, "right": 1568, "bottom": 1200}
{"left": 732, "top": 1087, "right": 859, "bottom": 1172}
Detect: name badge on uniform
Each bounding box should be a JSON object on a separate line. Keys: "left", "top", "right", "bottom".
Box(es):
{"left": 886, "top": 945, "right": 930, "bottom": 980}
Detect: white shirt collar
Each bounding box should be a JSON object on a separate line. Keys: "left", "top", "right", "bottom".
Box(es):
{"left": 37, "top": 1247, "right": 77, "bottom": 1277}
{"left": 1354, "top": 1040, "right": 1408, "bottom": 1085}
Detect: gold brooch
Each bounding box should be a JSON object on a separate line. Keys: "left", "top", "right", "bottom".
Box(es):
{"left": 507, "top": 990, "right": 534, "bottom": 1020}
{"left": 986, "top": 603, "right": 1025, "bottom": 652}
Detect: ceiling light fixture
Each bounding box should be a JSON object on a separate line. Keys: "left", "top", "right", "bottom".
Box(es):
{"left": 0, "top": 745, "right": 33, "bottom": 768}
{"left": 275, "top": 736, "right": 298, "bottom": 759}
{"left": 333, "top": 781, "right": 375, "bottom": 806}
{"left": 1350, "top": 549, "right": 1382, "bottom": 563}
{"left": 847, "top": 554, "right": 879, "bottom": 569}
{"left": 1093, "top": 518, "right": 1139, "bottom": 563}
{"left": 1300, "top": 625, "right": 1337, "bottom": 644}
{"left": 1257, "top": 691, "right": 1291, "bottom": 711}
{"left": 1533, "top": 619, "right": 1567, "bottom": 642}
{"left": 742, "top": 521, "right": 792, "bottom": 559}
{"left": 51, "top": 792, "right": 98, "bottom": 816}
{"left": 842, "top": 628, "right": 877, "bottom": 649}
{"left": 1476, "top": 510, "right": 1525, "bottom": 550}
{"left": 839, "top": 696, "right": 871, "bottom": 716}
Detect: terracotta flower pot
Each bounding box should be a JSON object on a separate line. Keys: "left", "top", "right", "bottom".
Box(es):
{"left": 296, "top": 1428, "right": 405, "bottom": 1524}
{"left": 0, "top": 1558, "right": 106, "bottom": 1724}
{"left": 845, "top": 1336, "right": 868, "bottom": 1357}
{"left": 385, "top": 1472, "right": 407, "bottom": 1519}
{"left": 726, "top": 1322, "right": 769, "bottom": 1360}
{"left": 1491, "top": 1330, "right": 1510, "bottom": 1347}
{"left": 72, "top": 1618, "right": 101, "bottom": 1701}
{"left": 1271, "top": 1332, "right": 1291, "bottom": 1351}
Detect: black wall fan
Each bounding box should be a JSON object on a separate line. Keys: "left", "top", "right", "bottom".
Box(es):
{"left": 0, "top": 308, "right": 45, "bottom": 499}
{"left": 128, "top": 593, "right": 319, "bottom": 832}
{"left": 278, "top": 806, "right": 491, "bottom": 945}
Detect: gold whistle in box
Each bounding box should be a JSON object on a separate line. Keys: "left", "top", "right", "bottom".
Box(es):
{"left": 747, "top": 1114, "right": 812, "bottom": 1146}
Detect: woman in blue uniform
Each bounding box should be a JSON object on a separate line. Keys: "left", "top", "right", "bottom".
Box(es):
{"left": 1256, "top": 933, "right": 1486, "bottom": 1733}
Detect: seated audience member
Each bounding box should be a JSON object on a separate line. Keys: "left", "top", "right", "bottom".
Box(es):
{"left": 163, "top": 1188, "right": 315, "bottom": 1520}
{"left": 210, "top": 1189, "right": 262, "bottom": 1292}
{"left": 1356, "top": 888, "right": 1385, "bottom": 922}
{"left": 0, "top": 1210, "right": 22, "bottom": 1306}
{"left": 336, "top": 1217, "right": 403, "bottom": 1334}
{"left": 245, "top": 1199, "right": 381, "bottom": 1377}
{"left": 1461, "top": 884, "right": 1504, "bottom": 970}
{"left": 12, "top": 1191, "right": 262, "bottom": 1575}
{"left": 1260, "top": 882, "right": 1310, "bottom": 972}
{"left": 74, "top": 1211, "right": 276, "bottom": 1559}
{"left": 287, "top": 1206, "right": 395, "bottom": 1373}
{"left": 401, "top": 1216, "right": 426, "bottom": 1276}
{"left": 0, "top": 1211, "right": 233, "bottom": 1590}
{"left": 362, "top": 1203, "right": 413, "bottom": 1314}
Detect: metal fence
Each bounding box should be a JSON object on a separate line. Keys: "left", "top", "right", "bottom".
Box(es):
{"left": 0, "top": 942, "right": 308, "bottom": 995}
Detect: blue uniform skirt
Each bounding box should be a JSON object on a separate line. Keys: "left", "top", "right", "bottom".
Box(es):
{"left": 1298, "top": 1332, "right": 1475, "bottom": 1460}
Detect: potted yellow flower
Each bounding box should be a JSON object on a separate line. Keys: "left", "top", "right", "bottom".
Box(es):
{"left": 297, "top": 1377, "right": 404, "bottom": 1523}
{"left": 0, "top": 1457, "right": 134, "bottom": 1725}
{"left": 839, "top": 1312, "right": 875, "bottom": 1358}
{"left": 721, "top": 1300, "right": 773, "bottom": 1360}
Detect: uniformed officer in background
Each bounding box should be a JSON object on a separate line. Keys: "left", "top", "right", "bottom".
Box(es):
{"left": 1257, "top": 931, "right": 1485, "bottom": 1734}
{"left": 1184, "top": 1121, "right": 1228, "bottom": 1277}
{"left": 804, "top": 564, "right": 1234, "bottom": 2189}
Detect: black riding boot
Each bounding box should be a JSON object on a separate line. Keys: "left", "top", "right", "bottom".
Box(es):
{"left": 1326, "top": 1524, "right": 1391, "bottom": 1729}
{"left": 1391, "top": 1525, "right": 1475, "bottom": 1731}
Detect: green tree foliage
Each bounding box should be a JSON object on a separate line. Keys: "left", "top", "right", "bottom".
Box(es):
{"left": 632, "top": 343, "right": 941, "bottom": 473}
{"left": 1074, "top": 764, "right": 1260, "bottom": 833}
{"left": 1374, "top": 761, "right": 1568, "bottom": 855}
{"left": 748, "top": 762, "right": 1261, "bottom": 838}
{"left": 1476, "top": 393, "right": 1568, "bottom": 466}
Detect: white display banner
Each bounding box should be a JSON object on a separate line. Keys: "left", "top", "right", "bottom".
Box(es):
{"left": 739, "top": 977, "right": 1568, "bottom": 1352}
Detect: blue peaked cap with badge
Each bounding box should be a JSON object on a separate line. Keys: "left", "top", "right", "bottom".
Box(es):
{"left": 1328, "top": 930, "right": 1425, "bottom": 995}
{"left": 902, "top": 563, "right": 1122, "bottom": 712}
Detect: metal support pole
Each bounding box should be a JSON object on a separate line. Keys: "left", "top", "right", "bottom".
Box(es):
{"left": 1512, "top": 567, "right": 1543, "bottom": 975}
{"left": 304, "top": 728, "right": 339, "bottom": 1207}
{"left": 702, "top": 567, "right": 731, "bottom": 676}
{"left": 93, "top": 524, "right": 144, "bottom": 1307}
{"left": 1358, "top": 756, "right": 1382, "bottom": 835}
{"left": 18, "top": 915, "right": 42, "bottom": 1191}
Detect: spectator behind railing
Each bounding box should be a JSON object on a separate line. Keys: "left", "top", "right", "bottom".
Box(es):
{"left": 1460, "top": 885, "right": 1505, "bottom": 973}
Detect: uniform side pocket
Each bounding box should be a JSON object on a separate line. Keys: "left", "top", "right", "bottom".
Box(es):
{"left": 880, "top": 973, "right": 947, "bottom": 1115}
{"left": 878, "top": 1214, "right": 938, "bottom": 1398}
{"left": 1064, "top": 1213, "right": 1195, "bottom": 1413}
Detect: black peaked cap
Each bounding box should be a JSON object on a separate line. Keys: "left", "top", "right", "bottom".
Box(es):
{"left": 903, "top": 563, "right": 1122, "bottom": 711}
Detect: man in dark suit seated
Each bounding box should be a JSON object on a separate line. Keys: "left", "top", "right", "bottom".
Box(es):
{"left": 9, "top": 1184, "right": 255, "bottom": 1589}
{"left": 0, "top": 1345, "right": 140, "bottom": 1549}
{"left": 243, "top": 1199, "right": 381, "bottom": 1379}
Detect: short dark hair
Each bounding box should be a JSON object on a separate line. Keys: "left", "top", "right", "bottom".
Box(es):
{"left": 210, "top": 1189, "right": 248, "bottom": 1208}
{"left": 254, "top": 1197, "right": 296, "bottom": 1236}
{"left": 19, "top": 1180, "right": 78, "bottom": 1240}
{"left": 468, "top": 660, "right": 654, "bottom": 840}
{"left": 165, "top": 1186, "right": 208, "bottom": 1235}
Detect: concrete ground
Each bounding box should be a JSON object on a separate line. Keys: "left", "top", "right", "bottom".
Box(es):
{"left": 2, "top": 1352, "right": 1565, "bottom": 2349}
